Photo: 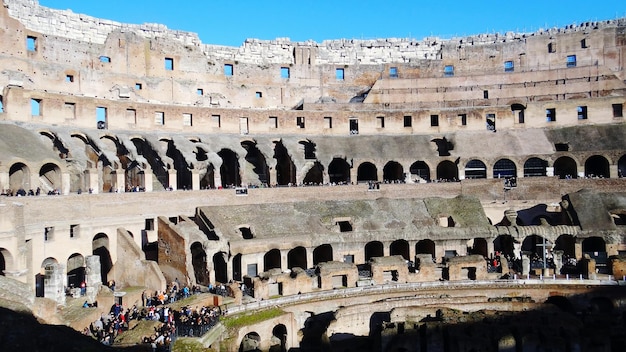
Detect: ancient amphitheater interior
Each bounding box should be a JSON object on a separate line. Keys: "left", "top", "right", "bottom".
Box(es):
{"left": 1, "top": 0, "right": 626, "bottom": 351}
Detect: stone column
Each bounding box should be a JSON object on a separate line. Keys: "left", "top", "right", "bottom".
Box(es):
{"left": 521, "top": 253, "right": 530, "bottom": 276}
{"left": 268, "top": 168, "right": 277, "bottom": 187}
{"left": 85, "top": 168, "right": 99, "bottom": 194}
{"left": 61, "top": 172, "right": 71, "bottom": 195}
{"left": 553, "top": 250, "right": 564, "bottom": 275}
{"left": 143, "top": 170, "right": 153, "bottom": 192}
{"left": 350, "top": 167, "right": 358, "bottom": 185}
{"left": 457, "top": 167, "right": 466, "bottom": 180}
{"left": 115, "top": 168, "right": 125, "bottom": 192}
{"left": 546, "top": 167, "right": 554, "bottom": 177}
{"left": 86, "top": 255, "right": 102, "bottom": 303}
{"left": 168, "top": 169, "right": 177, "bottom": 190}
{"left": 44, "top": 263, "right": 65, "bottom": 306}
{"left": 191, "top": 169, "right": 200, "bottom": 191}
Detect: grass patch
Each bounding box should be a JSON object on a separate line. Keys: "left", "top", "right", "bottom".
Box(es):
{"left": 172, "top": 337, "right": 216, "bottom": 352}
{"left": 221, "top": 307, "right": 285, "bottom": 330}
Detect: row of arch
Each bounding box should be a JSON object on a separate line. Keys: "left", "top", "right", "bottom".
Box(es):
{"left": 6, "top": 152, "right": 626, "bottom": 194}
{"left": 190, "top": 235, "right": 608, "bottom": 284}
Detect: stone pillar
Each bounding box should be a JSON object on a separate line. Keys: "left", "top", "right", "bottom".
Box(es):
{"left": 115, "top": 168, "right": 125, "bottom": 192}
{"left": 546, "top": 167, "right": 554, "bottom": 177}
{"left": 191, "top": 169, "right": 200, "bottom": 191}
{"left": 86, "top": 255, "right": 102, "bottom": 303}
{"left": 143, "top": 170, "right": 153, "bottom": 192}
{"left": 44, "top": 263, "right": 65, "bottom": 305}
{"left": 580, "top": 254, "right": 596, "bottom": 279}
{"left": 577, "top": 166, "right": 585, "bottom": 179}
{"left": 457, "top": 167, "right": 466, "bottom": 180}
{"left": 0, "top": 170, "right": 8, "bottom": 191}
{"left": 350, "top": 167, "right": 358, "bottom": 185}
{"left": 168, "top": 169, "right": 177, "bottom": 190}
{"left": 61, "top": 172, "right": 71, "bottom": 195}
{"left": 377, "top": 166, "right": 384, "bottom": 183}
{"left": 553, "top": 250, "right": 564, "bottom": 275}
{"left": 85, "top": 168, "right": 99, "bottom": 194}
{"left": 521, "top": 253, "right": 530, "bottom": 276}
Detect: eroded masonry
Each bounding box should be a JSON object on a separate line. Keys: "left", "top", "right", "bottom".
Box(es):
{"left": 1, "top": 0, "right": 626, "bottom": 351}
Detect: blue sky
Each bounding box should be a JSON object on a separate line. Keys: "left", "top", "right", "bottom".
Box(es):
{"left": 39, "top": 0, "right": 625, "bottom": 46}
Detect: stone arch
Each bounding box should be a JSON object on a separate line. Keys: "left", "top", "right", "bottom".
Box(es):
{"left": 582, "top": 237, "right": 607, "bottom": 271}
{"left": 409, "top": 160, "right": 431, "bottom": 182}
{"left": 464, "top": 159, "right": 487, "bottom": 179}
{"left": 469, "top": 238, "right": 488, "bottom": 258}
{"left": 383, "top": 161, "right": 404, "bottom": 183}
{"left": 521, "top": 235, "right": 552, "bottom": 258}
{"left": 618, "top": 154, "right": 626, "bottom": 178}
{"left": 554, "top": 156, "right": 578, "bottom": 179}
{"left": 299, "top": 139, "right": 316, "bottom": 160}
{"left": 218, "top": 148, "right": 241, "bottom": 188}
{"left": 302, "top": 161, "right": 323, "bottom": 185}
{"left": 66, "top": 253, "right": 85, "bottom": 288}
{"left": 213, "top": 251, "right": 228, "bottom": 284}
{"left": 390, "top": 239, "right": 409, "bottom": 260}
{"left": 164, "top": 139, "right": 192, "bottom": 190}
{"left": 233, "top": 253, "right": 242, "bottom": 282}
{"left": 365, "top": 241, "right": 384, "bottom": 261}
{"left": 524, "top": 157, "right": 548, "bottom": 177}
{"left": 9, "top": 162, "right": 30, "bottom": 192}
{"left": 264, "top": 249, "right": 281, "bottom": 272}
{"left": 313, "top": 244, "right": 333, "bottom": 266}
{"left": 241, "top": 140, "right": 270, "bottom": 186}
{"left": 357, "top": 162, "right": 378, "bottom": 183}
{"left": 274, "top": 141, "right": 296, "bottom": 186}
{"left": 436, "top": 160, "right": 458, "bottom": 181}
{"left": 416, "top": 240, "right": 435, "bottom": 259}
{"left": 554, "top": 234, "right": 576, "bottom": 258}
{"left": 584, "top": 155, "right": 610, "bottom": 178}
{"left": 39, "top": 162, "right": 62, "bottom": 192}
{"left": 287, "top": 246, "right": 307, "bottom": 270}
{"left": 191, "top": 242, "right": 208, "bottom": 285}
{"left": 131, "top": 137, "right": 169, "bottom": 189}
{"left": 271, "top": 324, "right": 288, "bottom": 351}
{"left": 92, "top": 233, "right": 112, "bottom": 283}
{"left": 36, "top": 257, "right": 58, "bottom": 297}
{"left": 493, "top": 158, "right": 517, "bottom": 178}
{"left": 328, "top": 157, "right": 350, "bottom": 184}
{"left": 240, "top": 331, "right": 262, "bottom": 352}
{"left": 545, "top": 296, "right": 575, "bottom": 313}
{"left": 39, "top": 130, "right": 70, "bottom": 159}
{"left": 493, "top": 235, "right": 515, "bottom": 259}
{"left": 0, "top": 248, "right": 14, "bottom": 275}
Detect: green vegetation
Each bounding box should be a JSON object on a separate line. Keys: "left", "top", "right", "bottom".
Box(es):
{"left": 221, "top": 307, "right": 285, "bottom": 330}
{"left": 172, "top": 337, "right": 216, "bottom": 352}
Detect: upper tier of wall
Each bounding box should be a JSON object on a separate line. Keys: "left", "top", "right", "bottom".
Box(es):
{"left": 5, "top": 0, "right": 626, "bottom": 65}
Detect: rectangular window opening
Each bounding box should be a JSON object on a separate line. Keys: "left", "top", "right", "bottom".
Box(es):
{"left": 297, "top": 116, "right": 305, "bottom": 128}
{"left": 165, "top": 57, "right": 174, "bottom": 70}
{"left": 31, "top": 98, "right": 41, "bottom": 116}
{"left": 70, "top": 224, "right": 79, "bottom": 239}
{"left": 459, "top": 113, "right": 467, "bottom": 126}
{"left": 336, "top": 221, "right": 353, "bottom": 232}
{"left": 224, "top": 64, "right": 233, "bottom": 76}
{"left": 65, "top": 75, "right": 74, "bottom": 83}
{"left": 44, "top": 227, "right": 54, "bottom": 241}
{"left": 444, "top": 65, "right": 454, "bottom": 77}
{"left": 96, "top": 107, "right": 107, "bottom": 129}
{"left": 269, "top": 116, "right": 278, "bottom": 128}
{"left": 403, "top": 115, "right": 412, "bottom": 127}
{"left": 577, "top": 106, "right": 588, "bottom": 120}
{"left": 64, "top": 102, "right": 75, "bottom": 119}
{"left": 377, "top": 116, "right": 385, "bottom": 128}
{"left": 154, "top": 111, "right": 164, "bottom": 126}
{"left": 336, "top": 68, "right": 345, "bottom": 80}
{"left": 99, "top": 56, "right": 111, "bottom": 63}
{"left": 581, "top": 38, "right": 588, "bottom": 49}
{"left": 613, "top": 104, "right": 624, "bottom": 118}
{"left": 390, "top": 67, "right": 398, "bottom": 78}
{"left": 183, "top": 113, "right": 192, "bottom": 126}
{"left": 126, "top": 109, "right": 137, "bottom": 124}
{"left": 145, "top": 218, "right": 155, "bottom": 231}
{"left": 566, "top": 55, "right": 577, "bottom": 68}
{"left": 0, "top": 95, "right": 3, "bottom": 113}
{"left": 255, "top": 91, "right": 262, "bottom": 98}
{"left": 135, "top": 83, "right": 142, "bottom": 90}
{"left": 504, "top": 60, "right": 514, "bottom": 72}
{"left": 486, "top": 113, "right": 496, "bottom": 131}
{"left": 324, "top": 116, "right": 332, "bottom": 128}
{"left": 197, "top": 88, "right": 204, "bottom": 96}
{"left": 26, "top": 36, "right": 37, "bottom": 51}
{"left": 430, "top": 114, "right": 439, "bottom": 127}
{"left": 212, "top": 114, "right": 221, "bottom": 128}
{"left": 280, "top": 67, "right": 290, "bottom": 79}
{"left": 483, "top": 90, "right": 489, "bottom": 99}
{"left": 546, "top": 108, "right": 556, "bottom": 122}
{"left": 548, "top": 42, "right": 556, "bottom": 53}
